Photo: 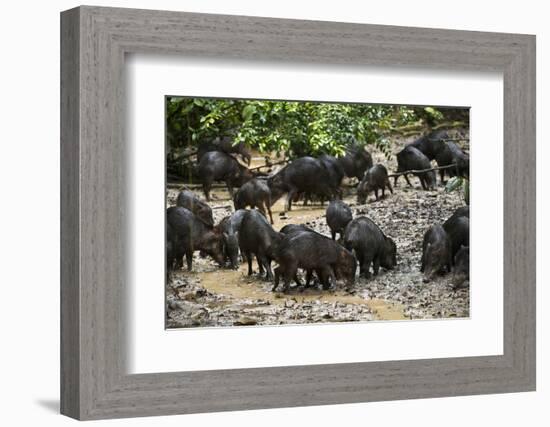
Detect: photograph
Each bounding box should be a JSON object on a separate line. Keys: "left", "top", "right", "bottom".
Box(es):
{"left": 165, "top": 97, "right": 470, "bottom": 328}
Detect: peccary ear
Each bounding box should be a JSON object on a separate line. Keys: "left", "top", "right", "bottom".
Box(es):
{"left": 460, "top": 244, "right": 466, "bottom": 250}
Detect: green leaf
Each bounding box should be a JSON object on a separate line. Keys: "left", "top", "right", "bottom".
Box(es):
{"left": 445, "top": 176, "right": 463, "bottom": 193}
{"left": 424, "top": 106, "right": 444, "bottom": 121}
{"left": 242, "top": 104, "right": 256, "bottom": 121}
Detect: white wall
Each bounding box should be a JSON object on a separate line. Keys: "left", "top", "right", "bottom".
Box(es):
{"left": 0, "top": 0, "right": 546, "bottom": 425}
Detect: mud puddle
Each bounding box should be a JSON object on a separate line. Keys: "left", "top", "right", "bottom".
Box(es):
{"left": 193, "top": 251, "right": 407, "bottom": 321}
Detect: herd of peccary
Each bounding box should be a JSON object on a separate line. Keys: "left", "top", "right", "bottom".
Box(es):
{"left": 166, "top": 129, "right": 470, "bottom": 291}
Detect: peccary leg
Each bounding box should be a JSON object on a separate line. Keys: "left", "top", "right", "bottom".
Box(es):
{"left": 261, "top": 255, "right": 273, "bottom": 281}
{"left": 355, "top": 249, "right": 365, "bottom": 276}
{"left": 265, "top": 197, "right": 274, "bottom": 225}
{"left": 447, "top": 252, "right": 453, "bottom": 273}
{"left": 174, "top": 255, "right": 183, "bottom": 270}
{"left": 318, "top": 269, "right": 329, "bottom": 290}
{"left": 386, "top": 180, "right": 394, "bottom": 194}
{"left": 202, "top": 181, "right": 212, "bottom": 201}
{"left": 267, "top": 205, "right": 274, "bottom": 225}
{"left": 418, "top": 175, "right": 428, "bottom": 190}
{"left": 374, "top": 189, "right": 379, "bottom": 201}
{"left": 320, "top": 265, "right": 334, "bottom": 290}
{"left": 283, "top": 274, "right": 292, "bottom": 292}
{"left": 304, "top": 270, "right": 313, "bottom": 286}
{"left": 286, "top": 188, "right": 297, "bottom": 212}
{"left": 257, "top": 205, "right": 268, "bottom": 220}
{"left": 423, "top": 176, "right": 430, "bottom": 191}
{"left": 373, "top": 257, "right": 380, "bottom": 276}
{"left": 272, "top": 267, "right": 281, "bottom": 291}
{"left": 393, "top": 175, "right": 399, "bottom": 187}
{"left": 404, "top": 174, "right": 413, "bottom": 187}
{"left": 327, "top": 266, "right": 337, "bottom": 290}
{"left": 255, "top": 253, "right": 269, "bottom": 279}
{"left": 331, "top": 230, "right": 336, "bottom": 240}
{"left": 185, "top": 249, "right": 193, "bottom": 271}
{"left": 256, "top": 255, "right": 265, "bottom": 276}
{"left": 361, "top": 255, "right": 372, "bottom": 279}
{"left": 283, "top": 262, "right": 298, "bottom": 292}
{"left": 244, "top": 252, "right": 253, "bottom": 275}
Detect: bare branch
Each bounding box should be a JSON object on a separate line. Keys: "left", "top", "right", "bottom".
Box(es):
{"left": 427, "top": 137, "right": 469, "bottom": 142}
{"left": 388, "top": 163, "right": 459, "bottom": 178}
{"left": 249, "top": 159, "right": 289, "bottom": 172}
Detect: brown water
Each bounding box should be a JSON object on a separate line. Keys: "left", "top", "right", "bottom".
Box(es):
{"left": 190, "top": 171, "right": 407, "bottom": 322}
{"left": 195, "top": 264, "right": 406, "bottom": 321}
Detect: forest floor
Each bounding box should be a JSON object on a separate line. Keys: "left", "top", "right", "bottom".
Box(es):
{"left": 166, "top": 138, "right": 470, "bottom": 328}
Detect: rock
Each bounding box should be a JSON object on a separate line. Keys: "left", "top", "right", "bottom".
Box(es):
{"left": 191, "top": 310, "right": 207, "bottom": 321}
{"left": 234, "top": 316, "right": 258, "bottom": 326}
{"left": 180, "top": 291, "right": 198, "bottom": 301}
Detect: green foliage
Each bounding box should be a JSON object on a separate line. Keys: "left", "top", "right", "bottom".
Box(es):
{"left": 423, "top": 106, "right": 444, "bottom": 122}
{"left": 445, "top": 176, "right": 463, "bottom": 193}
{"left": 445, "top": 176, "right": 470, "bottom": 205}
{"left": 166, "top": 97, "right": 458, "bottom": 162}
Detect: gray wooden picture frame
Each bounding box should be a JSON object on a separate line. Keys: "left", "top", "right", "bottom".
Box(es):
{"left": 60, "top": 5, "right": 536, "bottom": 421}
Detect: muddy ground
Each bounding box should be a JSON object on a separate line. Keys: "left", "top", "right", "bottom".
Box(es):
{"left": 166, "top": 142, "right": 470, "bottom": 328}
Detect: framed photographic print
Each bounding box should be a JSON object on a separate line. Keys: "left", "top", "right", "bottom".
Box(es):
{"left": 61, "top": 6, "right": 536, "bottom": 420}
